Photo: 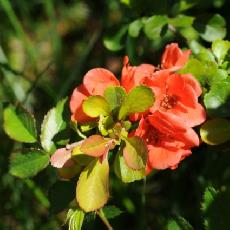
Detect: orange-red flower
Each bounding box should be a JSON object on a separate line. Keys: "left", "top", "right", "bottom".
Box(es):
{"left": 132, "top": 113, "right": 199, "bottom": 171}
{"left": 161, "top": 43, "right": 191, "bottom": 71}
{"left": 70, "top": 58, "right": 155, "bottom": 123}
{"left": 121, "top": 56, "right": 155, "bottom": 93}
{"left": 144, "top": 70, "right": 206, "bottom": 128}
{"left": 70, "top": 68, "right": 119, "bottom": 123}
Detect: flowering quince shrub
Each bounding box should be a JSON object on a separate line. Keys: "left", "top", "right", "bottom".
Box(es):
{"left": 3, "top": 41, "right": 230, "bottom": 229}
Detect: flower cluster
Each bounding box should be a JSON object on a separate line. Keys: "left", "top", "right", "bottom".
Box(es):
{"left": 68, "top": 43, "right": 205, "bottom": 172}
{"left": 50, "top": 43, "right": 206, "bottom": 213}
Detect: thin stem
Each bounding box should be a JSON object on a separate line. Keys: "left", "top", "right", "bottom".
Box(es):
{"left": 22, "top": 61, "right": 54, "bottom": 104}
{"left": 96, "top": 209, "right": 113, "bottom": 230}
{"left": 142, "top": 176, "right": 146, "bottom": 206}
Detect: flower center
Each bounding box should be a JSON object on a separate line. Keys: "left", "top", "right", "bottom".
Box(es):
{"left": 146, "top": 127, "right": 159, "bottom": 145}
{"left": 160, "top": 94, "right": 177, "bottom": 110}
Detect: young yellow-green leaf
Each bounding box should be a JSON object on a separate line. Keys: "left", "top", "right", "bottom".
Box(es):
{"left": 3, "top": 104, "right": 37, "bottom": 143}
{"left": 114, "top": 151, "right": 145, "bottom": 183}
{"left": 80, "top": 135, "right": 111, "bottom": 157}
{"left": 83, "top": 96, "right": 111, "bottom": 118}
{"left": 212, "top": 39, "right": 230, "bottom": 64}
{"left": 40, "top": 98, "right": 68, "bottom": 153}
{"left": 76, "top": 159, "right": 109, "bottom": 212}
{"left": 144, "top": 15, "right": 168, "bottom": 40}
{"left": 200, "top": 118, "right": 230, "bottom": 145}
{"left": 9, "top": 149, "right": 50, "bottom": 178}
{"left": 66, "top": 208, "right": 85, "bottom": 230}
{"left": 118, "top": 86, "right": 154, "bottom": 120}
{"left": 123, "top": 137, "right": 147, "bottom": 170}
{"left": 104, "top": 86, "right": 126, "bottom": 111}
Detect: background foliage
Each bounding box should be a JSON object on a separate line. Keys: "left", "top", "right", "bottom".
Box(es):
{"left": 0, "top": 0, "right": 230, "bottom": 229}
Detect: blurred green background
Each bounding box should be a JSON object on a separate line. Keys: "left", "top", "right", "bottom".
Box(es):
{"left": 0, "top": 0, "right": 230, "bottom": 229}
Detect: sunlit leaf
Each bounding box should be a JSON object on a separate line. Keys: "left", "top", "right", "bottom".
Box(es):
{"left": 104, "top": 86, "right": 126, "bottom": 111}
{"left": 3, "top": 104, "right": 37, "bottom": 143}
{"left": 66, "top": 208, "right": 85, "bottom": 230}
{"left": 76, "top": 159, "right": 109, "bottom": 212}
{"left": 40, "top": 98, "right": 68, "bottom": 153}
{"left": 119, "top": 86, "right": 154, "bottom": 120}
{"left": 200, "top": 118, "right": 230, "bottom": 145}
{"left": 212, "top": 39, "right": 230, "bottom": 64}
{"left": 83, "top": 96, "right": 111, "bottom": 118}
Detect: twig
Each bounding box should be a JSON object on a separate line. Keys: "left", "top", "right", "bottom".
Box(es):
{"left": 0, "top": 62, "right": 31, "bottom": 81}
{"left": 96, "top": 209, "right": 113, "bottom": 230}
{"left": 22, "top": 61, "right": 54, "bottom": 104}
{"left": 57, "top": 29, "right": 101, "bottom": 100}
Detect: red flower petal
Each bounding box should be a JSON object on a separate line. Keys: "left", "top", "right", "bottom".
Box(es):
{"left": 121, "top": 56, "right": 155, "bottom": 92}
{"left": 147, "top": 146, "right": 190, "bottom": 170}
{"left": 161, "top": 43, "right": 191, "bottom": 71}
{"left": 83, "top": 68, "right": 119, "bottom": 95}
{"left": 69, "top": 84, "right": 93, "bottom": 123}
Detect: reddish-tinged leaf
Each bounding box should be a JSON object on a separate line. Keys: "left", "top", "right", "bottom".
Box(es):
{"left": 123, "top": 136, "right": 147, "bottom": 170}
{"left": 50, "top": 148, "right": 72, "bottom": 168}
{"left": 80, "top": 135, "right": 110, "bottom": 157}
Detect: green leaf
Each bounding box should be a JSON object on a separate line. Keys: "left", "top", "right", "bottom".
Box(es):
{"left": 103, "top": 26, "right": 128, "bottom": 51}
{"left": 212, "top": 39, "right": 230, "bottom": 64}
{"left": 40, "top": 98, "right": 68, "bottom": 153}
{"left": 202, "top": 186, "right": 218, "bottom": 213}
{"left": 83, "top": 96, "right": 111, "bottom": 118}
{"left": 189, "top": 41, "right": 215, "bottom": 62}
{"left": 144, "top": 15, "right": 168, "bottom": 40}
{"left": 76, "top": 159, "right": 109, "bottom": 212}
{"left": 9, "top": 149, "right": 50, "bottom": 178}
{"left": 169, "top": 15, "right": 194, "bottom": 28}
{"left": 80, "top": 135, "right": 111, "bottom": 157}
{"left": 195, "top": 14, "right": 226, "bottom": 42}
{"left": 204, "top": 82, "right": 230, "bottom": 117}
{"left": 168, "top": 216, "right": 193, "bottom": 230}
{"left": 123, "top": 136, "right": 147, "bottom": 170}
{"left": 102, "top": 205, "right": 123, "bottom": 219}
{"left": 128, "top": 19, "right": 143, "bottom": 37}
{"left": 200, "top": 118, "right": 230, "bottom": 145}
{"left": 118, "top": 86, "right": 154, "bottom": 120}
{"left": 180, "top": 58, "right": 227, "bottom": 86}
{"left": 203, "top": 187, "right": 230, "bottom": 230}
{"left": 114, "top": 151, "right": 145, "bottom": 183}
{"left": 66, "top": 208, "right": 85, "bottom": 230}
{"left": 3, "top": 104, "right": 37, "bottom": 143}
{"left": 104, "top": 86, "right": 126, "bottom": 111}
{"left": 49, "top": 180, "right": 76, "bottom": 214}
